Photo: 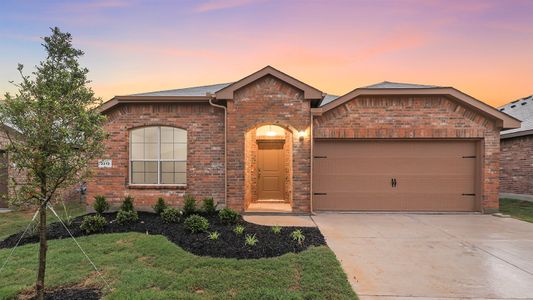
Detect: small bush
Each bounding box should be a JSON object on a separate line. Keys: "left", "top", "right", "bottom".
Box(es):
{"left": 93, "top": 195, "right": 109, "bottom": 215}
{"left": 116, "top": 210, "right": 139, "bottom": 225}
{"left": 152, "top": 198, "right": 167, "bottom": 215}
{"left": 120, "top": 195, "right": 135, "bottom": 212}
{"left": 80, "top": 215, "right": 107, "bottom": 234}
{"left": 208, "top": 231, "right": 220, "bottom": 240}
{"left": 183, "top": 194, "right": 196, "bottom": 216}
{"left": 271, "top": 225, "right": 282, "bottom": 234}
{"left": 161, "top": 207, "right": 181, "bottom": 223}
{"left": 184, "top": 214, "right": 209, "bottom": 233}
{"left": 219, "top": 208, "right": 240, "bottom": 224}
{"left": 290, "top": 229, "right": 305, "bottom": 245}
{"left": 202, "top": 197, "right": 217, "bottom": 215}
{"left": 245, "top": 234, "right": 258, "bottom": 246}
{"left": 234, "top": 224, "right": 245, "bottom": 235}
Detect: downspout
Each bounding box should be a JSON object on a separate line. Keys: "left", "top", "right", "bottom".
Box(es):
{"left": 209, "top": 96, "right": 227, "bottom": 207}
{"left": 310, "top": 110, "right": 314, "bottom": 214}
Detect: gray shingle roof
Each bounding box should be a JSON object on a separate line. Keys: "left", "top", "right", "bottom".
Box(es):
{"left": 362, "top": 81, "right": 439, "bottom": 89}
{"left": 318, "top": 81, "right": 440, "bottom": 107}
{"left": 500, "top": 95, "right": 533, "bottom": 137}
{"left": 131, "top": 83, "right": 233, "bottom": 97}
{"left": 320, "top": 94, "right": 339, "bottom": 106}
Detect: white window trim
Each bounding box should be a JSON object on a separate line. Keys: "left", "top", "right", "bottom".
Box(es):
{"left": 129, "top": 126, "right": 187, "bottom": 186}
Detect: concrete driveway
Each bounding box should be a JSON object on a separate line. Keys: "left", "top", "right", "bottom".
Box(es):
{"left": 312, "top": 213, "right": 533, "bottom": 300}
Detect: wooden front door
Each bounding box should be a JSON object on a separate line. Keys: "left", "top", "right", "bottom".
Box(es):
{"left": 257, "top": 141, "right": 285, "bottom": 201}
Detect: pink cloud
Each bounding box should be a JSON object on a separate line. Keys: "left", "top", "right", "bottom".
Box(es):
{"left": 194, "top": 0, "right": 262, "bottom": 12}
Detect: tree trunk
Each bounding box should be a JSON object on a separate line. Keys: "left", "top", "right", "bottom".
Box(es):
{"left": 35, "top": 205, "right": 47, "bottom": 300}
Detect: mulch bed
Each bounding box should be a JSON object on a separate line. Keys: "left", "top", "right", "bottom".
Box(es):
{"left": 18, "top": 286, "right": 102, "bottom": 300}
{"left": 0, "top": 212, "right": 326, "bottom": 259}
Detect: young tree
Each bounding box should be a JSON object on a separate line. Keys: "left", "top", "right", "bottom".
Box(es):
{"left": 0, "top": 27, "right": 106, "bottom": 299}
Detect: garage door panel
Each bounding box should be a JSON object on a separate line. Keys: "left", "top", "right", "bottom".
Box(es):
{"left": 396, "top": 175, "right": 475, "bottom": 193}
{"left": 313, "top": 140, "right": 478, "bottom": 212}
{"left": 314, "top": 192, "right": 402, "bottom": 211}
{"left": 317, "top": 157, "right": 475, "bottom": 175}
{"left": 314, "top": 174, "right": 392, "bottom": 192}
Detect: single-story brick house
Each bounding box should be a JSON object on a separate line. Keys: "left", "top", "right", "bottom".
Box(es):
{"left": 499, "top": 95, "right": 533, "bottom": 199}
{"left": 88, "top": 66, "right": 520, "bottom": 213}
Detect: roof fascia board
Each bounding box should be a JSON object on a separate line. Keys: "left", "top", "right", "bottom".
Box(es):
{"left": 501, "top": 129, "right": 533, "bottom": 139}
{"left": 98, "top": 95, "right": 211, "bottom": 113}
{"left": 312, "top": 88, "right": 520, "bottom": 129}
{"left": 215, "top": 66, "right": 323, "bottom": 100}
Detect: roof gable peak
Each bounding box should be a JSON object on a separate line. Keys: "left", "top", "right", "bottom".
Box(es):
{"left": 215, "top": 65, "right": 323, "bottom": 100}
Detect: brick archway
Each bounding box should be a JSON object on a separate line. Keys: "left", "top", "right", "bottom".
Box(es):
{"left": 244, "top": 124, "right": 293, "bottom": 211}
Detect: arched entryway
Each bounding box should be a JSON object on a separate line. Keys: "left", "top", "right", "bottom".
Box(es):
{"left": 244, "top": 124, "right": 293, "bottom": 212}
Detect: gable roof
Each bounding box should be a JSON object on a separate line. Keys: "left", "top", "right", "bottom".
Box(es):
{"left": 215, "top": 66, "right": 323, "bottom": 100}
{"left": 362, "top": 81, "right": 439, "bottom": 89}
{"left": 131, "top": 83, "right": 232, "bottom": 97}
{"left": 313, "top": 85, "right": 520, "bottom": 130}
{"left": 499, "top": 95, "right": 533, "bottom": 139}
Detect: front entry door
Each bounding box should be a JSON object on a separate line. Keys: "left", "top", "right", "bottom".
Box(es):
{"left": 257, "top": 141, "right": 285, "bottom": 201}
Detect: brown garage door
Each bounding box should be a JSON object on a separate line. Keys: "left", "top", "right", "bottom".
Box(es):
{"left": 313, "top": 140, "right": 478, "bottom": 211}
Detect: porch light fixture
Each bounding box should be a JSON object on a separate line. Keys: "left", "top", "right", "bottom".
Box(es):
{"left": 298, "top": 130, "right": 306, "bottom": 141}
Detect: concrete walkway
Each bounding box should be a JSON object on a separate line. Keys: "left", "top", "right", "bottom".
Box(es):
{"left": 313, "top": 213, "right": 533, "bottom": 300}
{"left": 243, "top": 215, "right": 316, "bottom": 227}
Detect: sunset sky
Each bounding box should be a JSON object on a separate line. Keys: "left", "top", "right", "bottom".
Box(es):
{"left": 1, "top": 0, "right": 532, "bottom": 107}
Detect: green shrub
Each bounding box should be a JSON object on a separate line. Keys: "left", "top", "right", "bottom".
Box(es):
{"left": 116, "top": 210, "right": 139, "bottom": 225}
{"left": 271, "top": 225, "right": 282, "bottom": 234}
{"left": 183, "top": 194, "right": 196, "bottom": 216}
{"left": 202, "top": 197, "right": 217, "bottom": 215}
{"left": 234, "top": 224, "right": 245, "bottom": 235}
{"left": 161, "top": 207, "right": 181, "bottom": 223}
{"left": 245, "top": 234, "right": 258, "bottom": 246}
{"left": 208, "top": 231, "right": 220, "bottom": 240}
{"left": 184, "top": 214, "right": 209, "bottom": 233}
{"left": 93, "top": 195, "right": 109, "bottom": 215}
{"left": 219, "top": 208, "right": 239, "bottom": 224}
{"left": 120, "top": 195, "right": 135, "bottom": 212}
{"left": 290, "top": 229, "right": 305, "bottom": 245}
{"left": 152, "top": 197, "right": 167, "bottom": 215}
{"left": 80, "top": 215, "right": 107, "bottom": 234}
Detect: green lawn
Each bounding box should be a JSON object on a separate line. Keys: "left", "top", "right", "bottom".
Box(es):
{"left": 0, "top": 233, "right": 356, "bottom": 299}
{"left": 500, "top": 198, "right": 533, "bottom": 223}
{"left": 0, "top": 202, "right": 86, "bottom": 240}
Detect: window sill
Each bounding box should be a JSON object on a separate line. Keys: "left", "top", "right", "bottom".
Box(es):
{"left": 127, "top": 184, "right": 186, "bottom": 190}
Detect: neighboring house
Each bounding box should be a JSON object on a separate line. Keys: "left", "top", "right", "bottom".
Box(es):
{"left": 499, "top": 95, "right": 533, "bottom": 199}
{"left": 0, "top": 124, "right": 25, "bottom": 208}
{"left": 0, "top": 122, "right": 82, "bottom": 208}
{"left": 87, "top": 66, "right": 519, "bottom": 213}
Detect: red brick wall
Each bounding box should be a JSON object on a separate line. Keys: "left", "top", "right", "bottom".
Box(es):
{"left": 313, "top": 95, "right": 501, "bottom": 213}
{"left": 226, "top": 75, "right": 311, "bottom": 212}
{"left": 500, "top": 135, "right": 533, "bottom": 195}
{"left": 86, "top": 103, "right": 225, "bottom": 210}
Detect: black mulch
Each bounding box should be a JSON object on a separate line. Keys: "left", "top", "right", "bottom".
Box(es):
{"left": 22, "top": 286, "right": 102, "bottom": 300}
{"left": 0, "top": 212, "right": 326, "bottom": 259}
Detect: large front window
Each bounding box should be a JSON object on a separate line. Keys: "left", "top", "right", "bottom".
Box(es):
{"left": 129, "top": 126, "right": 187, "bottom": 185}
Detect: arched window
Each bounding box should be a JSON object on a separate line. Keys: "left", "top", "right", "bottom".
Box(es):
{"left": 129, "top": 126, "right": 187, "bottom": 185}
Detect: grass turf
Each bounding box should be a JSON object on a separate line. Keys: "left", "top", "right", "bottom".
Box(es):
{"left": 0, "top": 232, "right": 357, "bottom": 299}
{"left": 500, "top": 198, "right": 533, "bottom": 223}
{"left": 0, "top": 202, "right": 86, "bottom": 240}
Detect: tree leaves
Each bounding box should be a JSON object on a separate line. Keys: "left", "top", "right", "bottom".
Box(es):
{"left": 0, "top": 27, "right": 106, "bottom": 207}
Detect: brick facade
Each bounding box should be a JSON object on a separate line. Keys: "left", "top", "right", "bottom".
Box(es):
{"left": 500, "top": 135, "right": 533, "bottom": 195}
{"left": 88, "top": 73, "right": 507, "bottom": 214}
{"left": 313, "top": 95, "right": 501, "bottom": 212}
{"left": 86, "top": 103, "right": 225, "bottom": 209}
{"left": 226, "top": 75, "right": 311, "bottom": 212}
